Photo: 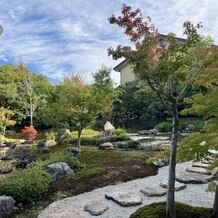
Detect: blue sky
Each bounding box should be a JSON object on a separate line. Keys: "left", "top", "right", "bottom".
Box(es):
{"left": 0, "top": 0, "right": 217, "bottom": 85}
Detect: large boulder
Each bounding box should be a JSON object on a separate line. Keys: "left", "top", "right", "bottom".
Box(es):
{"left": 0, "top": 195, "right": 15, "bottom": 214}
{"left": 103, "top": 121, "right": 115, "bottom": 136}
{"left": 46, "top": 162, "right": 75, "bottom": 181}
{"left": 67, "top": 147, "right": 81, "bottom": 156}
{"left": 99, "top": 142, "right": 114, "bottom": 150}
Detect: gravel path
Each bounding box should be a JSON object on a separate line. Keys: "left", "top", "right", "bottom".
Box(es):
{"left": 38, "top": 162, "right": 215, "bottom": 218}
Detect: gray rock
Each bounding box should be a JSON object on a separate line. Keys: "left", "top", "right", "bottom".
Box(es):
{"left": 153, "top": 159, "right": 166, "bottom": 167}
{"left": 0, "top": 167, "right": 13, "bottom": 174}
{"left": 201, "top": 160, "right": 212, "bottom": 164}
{"left": 176, "top": 171, "right": 213, "bottom": 184}
{"left": 105, "top": 192, "right": 142, "bottom": 207}
{"left": 0, "top": 195, "right": 15, "bottom": 214}
{"left": 37, "top": 141, "right": 50, "bottom": 153}
{"left": 48, "top": 211, "right": 83, "bottom": 218}
{"left": 45, "top": 140, "right": 57, "bottom": 147}
{"left": 192, "top": 162, "right": 209, "bottom": 169}
{"left": 183, "top": 124, "right": 196, "bottom": 133}
{"left": 186, "top": 167, "right": 212, "bottom": 175}
{"left": 159, "top": 181, "right": 186, "bottom": 191}
{"left": 46, "top": 162, "right": 75, "bottom": 181}
{"left": 15, "top": 160, "right": 28, "bottom": 169}
{"left": 140, "top": 186, "right": 166, "bottom": 197}
{"left": 67, "top": 147, "right": 81, "bottom": 156}
{"left": 99, "top": 142, "right": 114, "bottom": 150}
{"left": 112, "top": 141, "right": 128, "bottom": 148}
{"left": 59, "top": 129, "right": 71, "bottom": 140}
{"left": 84, "top": 201, "right": 109, "bottom": 216}
{"left": 1, "top": 155, "right": 13, "bottom": 161}
{"left": 138, "top": 129, "right": 158, "bottom": 136}
{"left": 5, "top": 130, "right": 16, "bottom": 136}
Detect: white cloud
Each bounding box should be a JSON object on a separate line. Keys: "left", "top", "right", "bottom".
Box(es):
{"left": 0, "top": 0, "right": 217, "bottom": 85}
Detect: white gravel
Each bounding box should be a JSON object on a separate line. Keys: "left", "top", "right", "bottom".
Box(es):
{"left": 38, "top": 162, "right": 215, "bottom": 218}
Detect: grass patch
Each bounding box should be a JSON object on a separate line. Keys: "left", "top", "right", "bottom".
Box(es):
{"left": 130, "top": 202, "right": 212, "bottom": 218}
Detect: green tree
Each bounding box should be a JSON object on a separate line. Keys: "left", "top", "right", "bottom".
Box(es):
{"left": 113, "top": 80, "right": 166, "bottom": 129}
{"left": 56, "top": 75, "right": 112, "bottom": 148}
{"left": 92, "top": 65, "right": 115, "bottom": 125}
{"left": 108, "top": 4, "right": 216, "bottom": 217}
{"left": 178, "top": 70, "right": 218, "bottom": 217}
{"left": 0, "top": 107, "right": 16, "bottom": 136}
{"left": 16, "top": 63, "right": 49, "bottom": 126}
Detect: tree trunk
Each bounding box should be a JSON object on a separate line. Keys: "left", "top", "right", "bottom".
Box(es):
{"left": 212, "top": 186, "right": 218, "bottom": 218}
{"left": 77, "top": 130, "right": 82, "bottom": 149}
{"left": 30, "top": 96, "right": 33, "bottom": 126}
{"left": 166, "top": 97, "right": 179, "bottom": 218}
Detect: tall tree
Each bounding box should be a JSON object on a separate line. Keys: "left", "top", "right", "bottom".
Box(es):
{"left": 92, "top": 65, "right": 115, "bottom": 123}
{"left": 108, "top": 4, "right": 216, "bottom": 217}
{"left": 178, "top": 70, "right": 218, "bottom": 217}
{"left": 56, "top": 75, "right": 112, "bottom": 148}
{"left": 16, "top": 64, "right": 47, "bottom": 126}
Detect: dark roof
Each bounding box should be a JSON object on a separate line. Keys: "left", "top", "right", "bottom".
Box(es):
{"left": 113, "top": 34, "right": 187, "bottom": 72}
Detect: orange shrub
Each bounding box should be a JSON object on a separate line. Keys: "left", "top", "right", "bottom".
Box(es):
{"left": 22, "top": 126, "right": 37, "bottom": 140}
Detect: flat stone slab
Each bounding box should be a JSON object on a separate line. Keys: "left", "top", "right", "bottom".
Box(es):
{"left": 192, "top": 162, "right": 209, "bottom": 169}
{"left": 140, "top": 186, "right": 166, "bottom": 197}
{"left": 84, "top": 201, "right": 109, "bottom": 216}
{"left": 176, "top": 171, "right": 213, "bottom": 184}
{"left": 105, "top": 192, "right": 142, "bottom": 207}
{"left": 48, "top": 211, "right": 83, "bottom": 218}
{"left": 186, "top": 167, "right": 211, "bottom": 175}
{"left": 159, "top": 181, "right": 187, "bottom": 191}
{"left": 201, "top": 160, "right": 212, "bottom": 164}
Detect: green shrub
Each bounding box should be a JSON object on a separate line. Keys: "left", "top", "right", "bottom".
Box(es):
{"left": 125, "top": 140, "right": 140, "bottom": 149}
{"left": 40, "top": 151, "right": 84, "bottom": 173}
{"left": 155, "top": 119, "right": 204, "bottom": 132}
{"left": 67, "top": 134, "right": 131, "bottom": 146}
{"left": 115, "top": 128, "right": 127, "bottom": 136}
{"left": 70, "top": 129, "right": 101, "bottom": 138}
{"left": 155, "top": 121, "right": 172, "bottom": 132}
{"left": 0, "top": 166, "right": 52, "bottom": 203}
{"left": 45, "top": 130, "right": 57, "bottom": 140}
{"left": 130, "top": 202, "right": 212, "bottom": 218}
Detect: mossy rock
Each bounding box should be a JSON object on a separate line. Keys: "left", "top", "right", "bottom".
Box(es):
{"left": 129, "top": 202, "right": 212, "bottom": 218}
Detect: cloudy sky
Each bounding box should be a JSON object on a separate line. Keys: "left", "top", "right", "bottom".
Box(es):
{"left": 0, "top": 0, "right": 217, "bottom": 85}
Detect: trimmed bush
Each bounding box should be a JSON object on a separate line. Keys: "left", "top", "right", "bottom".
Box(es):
{"left": 155, "top": 120, "right": 204, "bottom": 133}
{"left": 40, "top": 151, "right": 84, "bottom": 173}
{"left": 67, "top": 134, "right": 131, "bottom": 146}
{"left": 130, "top": 202, "right": 212, "bottom": 218}
{"left": 0, "top": 166, "right": 52, "bottom": 203}
{"left": 115, "top": 128, "right": 127, "bottom": 136}
{"left": 70, "top": 129, "right": 101, "bottom": 138}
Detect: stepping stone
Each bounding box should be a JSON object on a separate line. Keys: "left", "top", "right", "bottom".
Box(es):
{"left": 176, "top": 171, "right": 213, "bottom": 184}
{"left": 84, "top": 201, "right": 109, "bottom": 216}
{"left": 48, "top": 211, "right": 83, "bottom": 218}
{"left": 105, "top": 192, "right": 142, "bottom": 207}
{"left": 192, "top": 162, "right": 209, "bottom": 169}
{"left": 159, "top": 181, "right": 186, "bottom": 191}
{"left": 186, "top": 167, "right": 211, "bottom": 175}
{"left": 201, "top": 160, "right": 212, "bottom": 164}
{"left": 140, "top": 186, "right": 166, "bottom": 197}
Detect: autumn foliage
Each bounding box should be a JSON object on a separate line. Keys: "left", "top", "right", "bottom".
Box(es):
{"left": 22, "top": 126, "right": 37, "bottom": 140}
